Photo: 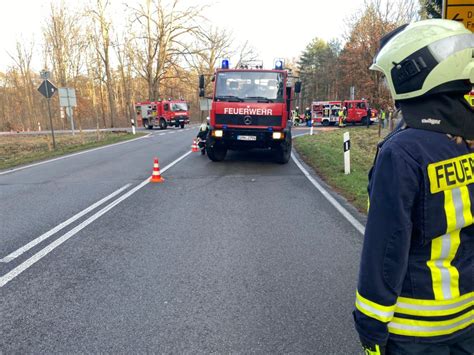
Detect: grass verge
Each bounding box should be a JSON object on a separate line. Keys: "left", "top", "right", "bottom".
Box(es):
{"left": 294, "top": 126, "right": 390, "bottom": 213}
{"left": 0, "top": 131, "right": 146, "bottom": 171}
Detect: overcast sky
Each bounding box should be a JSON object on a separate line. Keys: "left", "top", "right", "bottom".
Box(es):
{"left": 0, "top": 0, "right": 367, "bottom": 72}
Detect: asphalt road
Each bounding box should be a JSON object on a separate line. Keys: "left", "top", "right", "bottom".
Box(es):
{"left": 0, "top": 125, "right": 365, "bottom": 353}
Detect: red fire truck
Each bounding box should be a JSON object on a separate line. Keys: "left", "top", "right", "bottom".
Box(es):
{"left": 199, "top": 60, "right": 301, "bottom": 163}
{"left": 311, "top": 101, "right": 342, "bottom": 126}
{"left": 312, "top": 99, "right": 377, "bottom": 126}
{"left": 135, "top": 99, "right": 190, "bottom": 130}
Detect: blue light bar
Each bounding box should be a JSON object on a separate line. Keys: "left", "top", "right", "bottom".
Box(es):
{"left": 222, "top": 59, "right": 229, "bottom": 69}
{"left": 275, "top": 60, "right": 284, "bottom": 70}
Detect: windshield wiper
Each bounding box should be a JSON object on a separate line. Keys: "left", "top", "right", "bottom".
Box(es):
{"left": 215, "top": 95, "right": 244, "bottom": 102}
{"left": 244, "top": 96, "right": 274, "bottom": 103}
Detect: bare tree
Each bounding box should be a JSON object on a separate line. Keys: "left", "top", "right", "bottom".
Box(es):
{"left": 130, "top": 0, "right": 205, "bottom": 101}
{"left": 8, "top": 41, "right": 36, "bottom": 130}
{"left": 89, "top": 0, "right": 118, "bottom": 127}
{"left": 234, "top": 40, "right": 259, "bottom": 68}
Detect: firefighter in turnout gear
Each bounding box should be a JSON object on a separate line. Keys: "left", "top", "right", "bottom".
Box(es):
{"left": 338, "top": 108, "right": 345, "bottom": 127}
{"left": 354, "top": 20, "right": 474, "bottom": 354}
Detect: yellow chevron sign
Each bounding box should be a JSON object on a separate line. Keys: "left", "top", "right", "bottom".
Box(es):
{"left": 443, "top": 0, "right": 474, "bottom": 31}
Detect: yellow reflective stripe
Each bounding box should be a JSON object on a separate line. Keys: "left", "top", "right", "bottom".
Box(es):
{"left": 460, "top": 186, "right": 473, "bottom": 226}
{"left": 428, "top": 235, "right": 444, "bottom": 300}
{"left": 447, "top": 230, "right": 461, "bottom": 299}
{"left": 364, "top": 344, "right": 382, "bottom": 355}
{"left": 388, "top": 312, "right": 474, "bottom": 337}
{"left": 396, "top": 293, "right": 474, "bottom": 317}
{"left": 427, "top": 188, "right": 464, "bottom": 300}
{"left": 397, "top": 292, "right": 474, "bottom": 306}
{"left": 355, "top": 291, "right": 396, "bottom": 322}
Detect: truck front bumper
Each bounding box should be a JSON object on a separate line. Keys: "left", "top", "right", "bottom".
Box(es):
{"left": 208, "top": 128, "right": 289, "bottom": 150}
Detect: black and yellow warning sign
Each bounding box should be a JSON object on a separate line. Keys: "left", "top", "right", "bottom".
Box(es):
{"left": 443, "top": 0, "right": 474, "bottom": 31}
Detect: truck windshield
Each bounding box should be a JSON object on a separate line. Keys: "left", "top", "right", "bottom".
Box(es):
{"left": 215, "top": 71, "right": 284, "bottom": 102}
{"left": 171, "top": 103, "right": 188, "bottom": 112}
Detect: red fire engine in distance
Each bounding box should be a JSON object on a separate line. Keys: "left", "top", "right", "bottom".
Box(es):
{"left": 199, "top": 60, "right": 301, "bottom": 164}
{"left": 135, "top": 99, "right": 190, "bottom": 130}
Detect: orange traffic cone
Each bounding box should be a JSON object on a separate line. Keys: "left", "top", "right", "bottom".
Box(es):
{"left": 150, "top": 157, "right": 165, "bottom": 183}
{"left": 191, "top": 139, "right": 199, "bottom": 152}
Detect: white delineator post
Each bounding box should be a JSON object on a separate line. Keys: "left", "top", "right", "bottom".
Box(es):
{"left": 131, "top": 118, "right": 136, "bottom": 135}
{"left": 310, "top": 118, "right": 314, "bottom": 136}
{"left": 343, "top": 132, "right": 350, "bottom": 175}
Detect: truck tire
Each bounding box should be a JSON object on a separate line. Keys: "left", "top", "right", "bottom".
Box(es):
{"left": 143, "top": 120, "right": 152, "bottom": 129}
{"left": 159, "top": 118, "right": 167, "bottom": 130}
{"left": 207, "top": 145, "right": 227, "bottom": 162}
{"left": 274, "top": 133, "right": 292, "bottom": 164}
{"left": 322, "top": 120, "right": 329, "bottom": 126}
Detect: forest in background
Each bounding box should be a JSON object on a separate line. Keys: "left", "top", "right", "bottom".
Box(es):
{"left": 0, "top": 0, "right": 441, "bottom": 131}
{"left": 296, "top": 0, "right": 442, "bottom": 111}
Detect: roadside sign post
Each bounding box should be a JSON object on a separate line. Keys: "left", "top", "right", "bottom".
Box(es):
{"left": 310, "top": 119, "right": 314, "bottom": 136}
{"left": 59, "top": 88, "right": 77, "bottom": 135}
{"left": 37, "top": 78, "right": 58, "bottom": 149}
{"left": 443, "top": 0, "right": 473, "bottom": 32}
{"left": 343, "top": 132, "right": 350, "bottom": 175}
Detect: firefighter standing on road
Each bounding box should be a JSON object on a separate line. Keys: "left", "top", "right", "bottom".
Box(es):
{"left": 354, "top": 20, "right": 474, "bottom": 354}
{"left": 338, "top": 108, "right": 345, "bottom": 127}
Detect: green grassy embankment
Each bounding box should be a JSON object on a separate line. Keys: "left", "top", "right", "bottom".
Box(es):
{"left": 0, "top": 131, "right": 146, "bottom": 170}
{"left": 294, "top": 126, "right": 390, "bottom": 213}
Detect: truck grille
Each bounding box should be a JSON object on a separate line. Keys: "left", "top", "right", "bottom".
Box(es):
{"left": 215, "top": 114, "right": 282, "bottom": 127}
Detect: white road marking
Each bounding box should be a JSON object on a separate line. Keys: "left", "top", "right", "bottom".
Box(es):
{"left": 0, "top": 134, "right": 152, "bottom": 176}
{"left": 159, "top": 133, "right": 166, "bottom": 136}
{"left": 291, "top": 153, "right": 365, "bottom": 235}
{"left": 0, "top": 184, "right": 132, "bottom": 263}
{"left": 0, "top": 150, "right": 193, "bottom": 288}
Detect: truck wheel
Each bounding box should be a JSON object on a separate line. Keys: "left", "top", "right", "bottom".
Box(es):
{"left": 159, "top": 118, "right": 167, "bottom": 130}
{"left": 322, "top": 120, "right": 329, "bottom": 126}
{"left": 207, "top": 145, "right": 227, "bottom": 162}
{"left": 274, "top": 133, "right": 292, "bottom": 164}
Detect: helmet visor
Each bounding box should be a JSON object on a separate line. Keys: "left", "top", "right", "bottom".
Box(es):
{"left": 428, "top": 33, "right": 474, "bottom": 63}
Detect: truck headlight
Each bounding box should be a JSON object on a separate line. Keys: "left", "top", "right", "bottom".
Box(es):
{"left": 213, "top": 130, "right": 223, "bottom": 138}
{"left": 272, "top": 132, "right": 284, "bottom": 140}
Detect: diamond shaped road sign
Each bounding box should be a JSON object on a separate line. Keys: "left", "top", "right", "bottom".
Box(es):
{"left": 38, "top": 79, "right": 58, "bottom": 99}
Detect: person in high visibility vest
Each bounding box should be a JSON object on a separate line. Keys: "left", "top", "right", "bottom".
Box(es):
{"left": 380, "top": 109, "right": 386, "bottom": 128}
{"left": 338, "top": 108, "right": 345, "bottom": 127}
{"left": 354, "top": 19, "right": 474, "bottom": 354}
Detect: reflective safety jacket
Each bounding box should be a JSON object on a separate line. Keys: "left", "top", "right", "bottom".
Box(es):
{"left": 354, "top": 127, "right": 474, "bottom": 345}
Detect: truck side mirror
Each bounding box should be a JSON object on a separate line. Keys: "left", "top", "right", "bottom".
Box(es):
{"left": 295, "top": 81, "right": 302, "bottom": 94}
{"left": 199, "top": 75, "right": 205, "bottom": 90}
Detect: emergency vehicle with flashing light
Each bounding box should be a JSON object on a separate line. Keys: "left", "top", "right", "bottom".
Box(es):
{"left": 199, "top": 59, "right": 301, "bottom": 164}
{"left": 312, "top": 99, "right": 378, "bottom": 126}
{"left": 135, "top": 99, "right": 190, "bottom": 130}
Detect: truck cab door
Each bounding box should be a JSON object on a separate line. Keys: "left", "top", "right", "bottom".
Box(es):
{"left": 163, "top": 103, "right": 170, "bottom": 121}
{"left": 345, "top": 102, "right": 354, "bottom": 122}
